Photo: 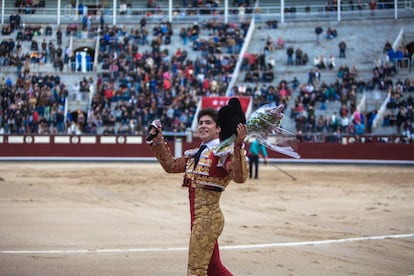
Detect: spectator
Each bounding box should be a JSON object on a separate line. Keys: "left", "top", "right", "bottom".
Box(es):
{"left": 369, "top": 0, "right": 377, "bottom": 15}
{"left": 286, "top": 46, "right": 294, "bottom": 65}
{"left": 328, "top": 54, "right": 336, "bottom": 69}
{"left": 248, "top": 137, "right": 268, "bottom": 179}
{"left": 326, "top": 27, "right": 337, "bottom": 39}
{"left": 338, "top": 40, "right": 347, "bottom": 58}
{"left": 315, "top": 26, "right": 323, "bottom": 44}
{"left": 276, "top": 37, "right": 284, "bottom": 49}
{"left": 328, "top": 112, "right": 339, "bottom": 132}
{"left": 295, "top": 47, "right": 303, "bottom": 65}
{"left": 119, "top": 1, "right": 127, "bottom": 15}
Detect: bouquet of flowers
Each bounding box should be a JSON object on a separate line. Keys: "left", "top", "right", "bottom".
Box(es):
{"left": 215, "top": 103, "right": 300, "bottom": 159}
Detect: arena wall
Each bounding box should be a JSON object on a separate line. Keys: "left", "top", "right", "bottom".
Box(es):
{"left": 0, "top": 135, "right": 413, "bottom": 162}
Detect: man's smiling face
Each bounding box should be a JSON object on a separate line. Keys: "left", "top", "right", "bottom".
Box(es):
{"left": 198, "top": 115, "right": 220, "bottom": 143}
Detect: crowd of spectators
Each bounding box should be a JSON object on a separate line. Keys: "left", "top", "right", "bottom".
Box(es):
{"left": 288, "top": 55, "right": 414, "bottom": 141}
{"left": 1, "top": 73, "right": 67, "bottom": 134}
{"left": 229, "top": 23, "right": 413, "bottom": 142}
{"left": 15, "top": 0, "right": 46, "bottom": 14}
{"left": 0, "top": 15, "right": 252, "bottom": 136}
{"left": 0, "top": 6, "right": 413, "bottom": 142}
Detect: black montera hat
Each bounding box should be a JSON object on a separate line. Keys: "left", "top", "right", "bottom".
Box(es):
{"left": 217, "top": 98, "right": 246, "bottom": 141}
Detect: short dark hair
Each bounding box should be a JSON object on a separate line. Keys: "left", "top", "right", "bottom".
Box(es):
{"left": 197, "top": 108, "right": 218, "bottom": 124}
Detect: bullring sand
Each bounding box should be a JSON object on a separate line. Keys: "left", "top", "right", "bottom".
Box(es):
{"left": 0, "top": 162, "right": 413, "bottom": 275}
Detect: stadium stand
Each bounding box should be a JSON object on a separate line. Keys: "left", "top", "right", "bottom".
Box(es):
{"left": 0, "top": 0, "right": 413, "bottom": 142}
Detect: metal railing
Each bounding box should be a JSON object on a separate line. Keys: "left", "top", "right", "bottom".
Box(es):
{"left": 1, "top": 2, "right": 414, "bottom": 25}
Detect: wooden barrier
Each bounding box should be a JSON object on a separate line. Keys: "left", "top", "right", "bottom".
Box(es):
{"left": 0, "top": 134, "right": 413, "bottom": 161}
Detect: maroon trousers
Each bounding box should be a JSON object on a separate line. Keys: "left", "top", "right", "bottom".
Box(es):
{"left": 189, "top": 187, "right": 233, "bottom": 276}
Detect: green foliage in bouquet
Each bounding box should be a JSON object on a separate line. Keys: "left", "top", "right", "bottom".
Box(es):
{"left": 214, "top": 103, "right": 300, "bottom": 159}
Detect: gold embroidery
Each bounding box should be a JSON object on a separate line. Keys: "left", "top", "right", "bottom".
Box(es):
{"left": 227, "top": 148, "right": 248, "bottom": 183}
{"left": 188, "top": 189, "right": 223, "bottom": 275}
{"left": 151, "top": 142, "right": 187, "bottom": 173}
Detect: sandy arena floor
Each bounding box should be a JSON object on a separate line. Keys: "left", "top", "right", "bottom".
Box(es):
{"left": 0, "top": 162, "right": 413, "bottom": 276}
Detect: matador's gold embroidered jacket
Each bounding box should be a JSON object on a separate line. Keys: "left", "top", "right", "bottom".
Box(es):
{"left": 151, "top": 138, "right": 248, "bottom": 189}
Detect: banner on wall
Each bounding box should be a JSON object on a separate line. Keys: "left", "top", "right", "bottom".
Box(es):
{"left": 201, "top": 96, "right": 251, "bottom": 113}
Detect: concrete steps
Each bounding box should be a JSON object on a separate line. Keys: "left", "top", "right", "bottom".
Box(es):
{"left": 238, "top": 18, "right": 414, "bottom": 135}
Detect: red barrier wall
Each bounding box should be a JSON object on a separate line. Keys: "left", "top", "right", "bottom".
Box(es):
{"left": 0, "top": 135, "right": 413, "bottom": 161}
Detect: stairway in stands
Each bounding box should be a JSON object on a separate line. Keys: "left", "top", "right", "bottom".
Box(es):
{"left": 237, "top": 18, "right": 413, "bottom": 133}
